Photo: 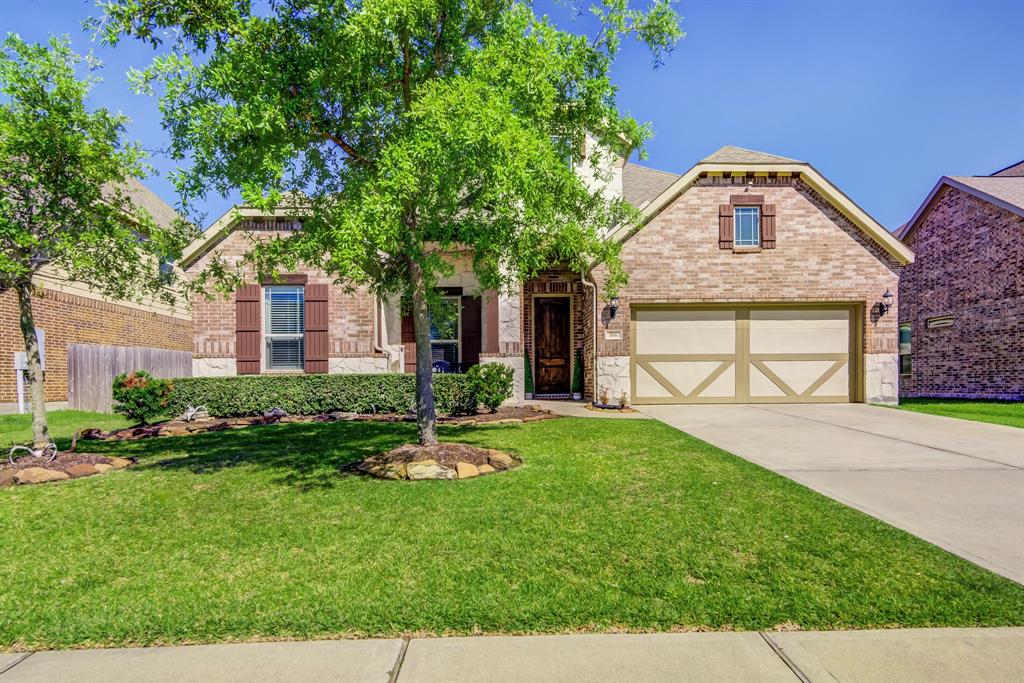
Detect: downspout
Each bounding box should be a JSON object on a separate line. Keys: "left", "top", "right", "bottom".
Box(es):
{"left": 373, "top": 296, "right": 399, "bottom": 372}
{"left": 580, "top": 270, "right": 598, "bottom": 404}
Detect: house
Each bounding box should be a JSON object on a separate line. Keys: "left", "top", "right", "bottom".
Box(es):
{"left": 894, "top": 161, "right": 1024, "bottom": 400}
{"left": 0, "top": 179, "right": 193, "bottom": 413}
{"left": 182, "top": 145, "right": 912, "bottom": 406}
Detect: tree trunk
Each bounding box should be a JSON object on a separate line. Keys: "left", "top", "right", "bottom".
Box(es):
{"left": 16, "top": 281, "right": 50, "bottom": 449}
{"left": 407, "top": 258, "right": 438, "bottom": 445}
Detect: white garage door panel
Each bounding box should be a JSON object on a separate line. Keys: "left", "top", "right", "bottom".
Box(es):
{"left": 632, "top": 307, "right": 853, "bottom": 404}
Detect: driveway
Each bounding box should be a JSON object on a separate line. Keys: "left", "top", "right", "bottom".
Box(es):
{"left": 640, "top": 403, "right": 1024, "bottom": 584}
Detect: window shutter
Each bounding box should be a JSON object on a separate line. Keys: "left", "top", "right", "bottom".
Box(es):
{"left": 304, "top": 284, "right": 329, "bottom": 373}
{"left": 461, "top": 295, "right": 482, "bottom": 368}
{"left": 761, "top": 204, "right": 776, "bottom": 249}
{"left": 235, "top": 284, "right": 262, "bottom": 375}
{"left": 718, "top": 204, "right": 733, "bottom": 249}
{"left": 401, "top": 313, "right": 416, "bottom": 373}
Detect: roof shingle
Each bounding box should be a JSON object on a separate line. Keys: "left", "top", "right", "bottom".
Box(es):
{"left": 621, "top": 163, "right": 679, "bottom": 208}
{"left": 700, "top": 146, "right": 802, "bottom": 165}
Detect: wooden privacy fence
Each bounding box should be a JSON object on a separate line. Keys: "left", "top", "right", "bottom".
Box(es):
{"left": 68, "top": 344, "right": 192, "bottom": 413}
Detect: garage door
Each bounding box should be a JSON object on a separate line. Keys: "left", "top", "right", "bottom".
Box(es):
{"left": 631, "top": 306, "right": 856, "bottom": 404}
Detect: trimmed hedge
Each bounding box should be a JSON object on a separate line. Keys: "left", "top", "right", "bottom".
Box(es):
{"left": 166, "top": 373, "right": 478, "bottom": 418}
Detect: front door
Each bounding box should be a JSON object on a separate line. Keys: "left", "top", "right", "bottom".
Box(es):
{"left": 534, "top": 297, "right": 571, "bottom": 395}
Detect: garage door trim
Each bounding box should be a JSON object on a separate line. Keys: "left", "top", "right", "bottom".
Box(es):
{"left": 629, "top": 303, "right": 863, "bottom": 405}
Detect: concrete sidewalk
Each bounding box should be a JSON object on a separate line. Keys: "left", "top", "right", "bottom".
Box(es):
{"left": 1, "top": 628, "right": 1022, "bottom": 683}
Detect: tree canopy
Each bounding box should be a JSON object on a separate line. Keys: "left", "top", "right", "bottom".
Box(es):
{"left": 0, "top": 33, "right": 197, "bottom": 446}
{"left": 96, "top": 0, "right": 683, "bottom": 443}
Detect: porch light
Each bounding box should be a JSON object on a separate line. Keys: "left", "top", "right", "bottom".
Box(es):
{"left": 609, "top": 296, "right": 620, "bottom": 319}
{"left": 880, "top": 290, "right": 894, "bottom": 315}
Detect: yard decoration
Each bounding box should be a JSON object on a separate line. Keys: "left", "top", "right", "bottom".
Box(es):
{"left": 96, "top": 0, "right": 682, "bottom": 449}
{"left": 0, "top": 36, "right": 196, "bottom": 450}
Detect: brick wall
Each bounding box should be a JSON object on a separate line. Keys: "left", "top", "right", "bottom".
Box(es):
{"left": 0, "top": 287, "right": 192, "bottom": 404}
{"left": 522, "top": 271, "right": 591, "bottom": 395}
{"left": 591, "top": 174, "right": 902, "bottom": 393}
{"left": 186, "top": 228, "right": 381, "bottom": 364}
{"left": 899, "top": 186, "right": 1024, "bottom": 399}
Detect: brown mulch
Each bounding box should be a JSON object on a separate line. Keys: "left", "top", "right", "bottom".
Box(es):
{"left": 1, "top": 452, "right": 113, "bottom": 474}
{"left": 84, "top": 405, "right": 559, "bottom": 443}
{"left": 372, "top": 442, "right": 515, "bottom": 468}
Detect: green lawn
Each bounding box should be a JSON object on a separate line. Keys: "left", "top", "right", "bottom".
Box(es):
{"left": 1, "top": 411, "right": 1022, "bottom": 650}
{"left": 0, "top": 409, "right": 130, "bottom": 448}
{"left": 896, "top": 398, "right": 1024, "bottom": 429}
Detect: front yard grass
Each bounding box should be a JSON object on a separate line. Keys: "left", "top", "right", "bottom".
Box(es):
{"left": 896, "top": 398, "right": 1023, "bottom": 429}
{"left": 1, "top": 411, "right": 1022, "bottom": 650}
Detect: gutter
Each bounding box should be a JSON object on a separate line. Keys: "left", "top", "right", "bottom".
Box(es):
{"left": 373, "top": 297, "right": 399, "bottom": 371}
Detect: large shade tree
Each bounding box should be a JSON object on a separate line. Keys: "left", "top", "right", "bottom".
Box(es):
{"left": 97, "top": 0, "right": 683, "bottom": 445}
{"left": 0, "top": 34, "right": 196, "bottom": 449}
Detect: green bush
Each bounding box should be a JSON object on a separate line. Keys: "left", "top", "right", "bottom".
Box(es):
{"left": 571, "top": 348, "right": 584, "bottom": 395}
{"left": 166, "top": 373, "right": 478, "bottom": 418}
{"left": 112, "top": 371, "right": 174, "bottom": 425}
{"left": 465, "top": 363, "right": 514, "bottom": 412}
{"left": 523, "top": 352, "right": 535, "bottom": 395}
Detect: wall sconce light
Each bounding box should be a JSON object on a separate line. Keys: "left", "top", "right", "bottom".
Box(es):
{"left": 609, "top": 296, "right": 620, "bottom": 319}
{"left": 880, "top": 290, "right": 894, "bottom": 315}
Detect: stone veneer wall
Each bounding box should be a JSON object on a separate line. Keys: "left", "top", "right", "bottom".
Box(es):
{"left": 899, "top": 186, "right": 1023, "bottom": 399}
{"left": 591, "top": 174, "right": 903, "bottom": 404}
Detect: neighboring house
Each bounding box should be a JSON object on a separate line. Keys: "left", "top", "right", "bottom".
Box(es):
{"left": 0, "top": 179, "right": 193, "bottom": 413}
{"left": 895, "top": 162, "right": 1024, "bottom": 400}
{"left": 182, "top": 144, "right": 912, "bottom": 405}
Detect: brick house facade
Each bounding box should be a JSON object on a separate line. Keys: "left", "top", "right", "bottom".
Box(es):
{"left": 897, "top": 174, "right": 1024, "bottom": 400}
{"left": 182, "top": 146, "right": 911, "bottom": 406}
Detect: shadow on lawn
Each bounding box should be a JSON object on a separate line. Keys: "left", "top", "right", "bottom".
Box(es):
{"left": 92, "top": 421, "right": 424, "bottom": 490}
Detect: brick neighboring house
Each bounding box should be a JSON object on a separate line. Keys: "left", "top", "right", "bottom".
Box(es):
{"left": 0, "top": 179, "right": 193, "bottom": 413}
{"left": 895, "top": 163, "right": 1024, "bottom": 400}
{"left": 183, "top": 144, "right": 912, "bottom": 406}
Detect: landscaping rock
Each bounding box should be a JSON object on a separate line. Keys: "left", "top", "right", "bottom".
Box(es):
{"left": 477, "top": 464, "right": 496, "bottom": 475}
{"left": 93, "top": 463, "right": 114, "bottom": 473}
{"left": 160, "top": 426, "right": 193, "bottom": 437}
{"left": 487, "top": 451, "right": 516, "bottom": 470}
{"left": 79, "top": 428, "right": 105, "bottom": 440}
{"left": 264, "top": 407, "right": 288, "bottom": 419}
{"left": 407, "top": 459, "right": 455, "bottom": 480}
{"left": 455, "top": 462, "right": 479, "bottom": 479}
{"left": 356, "top": 459, "right": 407, "bottom": 480}
{"left": 66, "top": 464, "right": 99, "bottom": 479}
{"left": 15, "top": 467, "right": 69, "bottom": 485}
{"left": 107, "top": 457, "right": 133, "bottom": 470}
{"left": 0, "top": 469, "right": 16, "bottom": 487}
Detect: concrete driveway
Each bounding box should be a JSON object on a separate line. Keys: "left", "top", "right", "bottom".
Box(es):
{"left": 640, "top": 403, "right": 1024, "bottom": 583}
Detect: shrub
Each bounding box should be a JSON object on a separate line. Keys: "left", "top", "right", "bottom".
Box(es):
{"left": 112, "top": 371, "right": 174, "bottom": 425}
{"left": 465, "top": 363, "right": 514, "bottom": 412}
{"left": 165, "top": 373, "right": 478, "bottom": 418}
{"left": 523, "top": 352, "right": 535, "bottom": 395}
{"left": 571, "top": 348, "right": 584, "bottom": 396}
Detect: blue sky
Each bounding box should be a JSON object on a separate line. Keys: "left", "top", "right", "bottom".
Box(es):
{"left": 5, "top": 0, "right": 1023, "bottom": 230}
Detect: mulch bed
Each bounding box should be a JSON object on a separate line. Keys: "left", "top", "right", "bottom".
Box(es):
{"left": 82, "top": 405, "right": 558, "bottom": 443}
{"left": 376, "top": 443, "right": 500, "bottom": 468}
{"left": 3, "top": 452, "right": 113, "bottom": 474}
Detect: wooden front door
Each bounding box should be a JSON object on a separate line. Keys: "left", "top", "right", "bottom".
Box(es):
{"left": 534, "top": 297, "right": 571, "bottom": 394}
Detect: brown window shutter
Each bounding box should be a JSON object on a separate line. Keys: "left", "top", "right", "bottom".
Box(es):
{"left": 718, "top": 204, "right": 733, "bottom": 249}
{"left": 401, "top": 313, "right": 416, "bottom": 373}
{"left": 235, "top": 284, "right": 262, "bottom": 375}
{"left": 461, "top": 295, "right": 482, "bottom": 369}
{"left": 761, "top": 204, "right": 776, "bottom": 249}
{"left": 303, "top": 284, "right": 329, "bottom": 374}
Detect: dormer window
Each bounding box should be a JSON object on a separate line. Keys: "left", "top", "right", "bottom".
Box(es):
{"left": 734, "top": 207, "right": 761, "bottom": 247}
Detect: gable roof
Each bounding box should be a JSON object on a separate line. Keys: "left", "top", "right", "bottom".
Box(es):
{"left": 896, "top": 175, "right": 1024, "bottom": 241}
{"left": 622, "top": 163, "right": 679, "bottom": 208}
{"left": 700, "top": 146, "right": 801, "bottom": 165}
{"left": 608, "top": 146, "right": 913, "bottom": 265}
{"left": 991, "top": 160, "right": 1024, "bottom": 177}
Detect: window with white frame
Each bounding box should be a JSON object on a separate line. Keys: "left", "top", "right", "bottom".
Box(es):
{"left": 899, "top": 322, "right": 912, "bottom": 375}
{"left": 429, "top": 296, "right": 460, "bottom": 368}
{"left": 264, "top": 286, "right": 304, "bottom": 370}
{"left": 734, "top": 206, "right": 761, "bottom": 247}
